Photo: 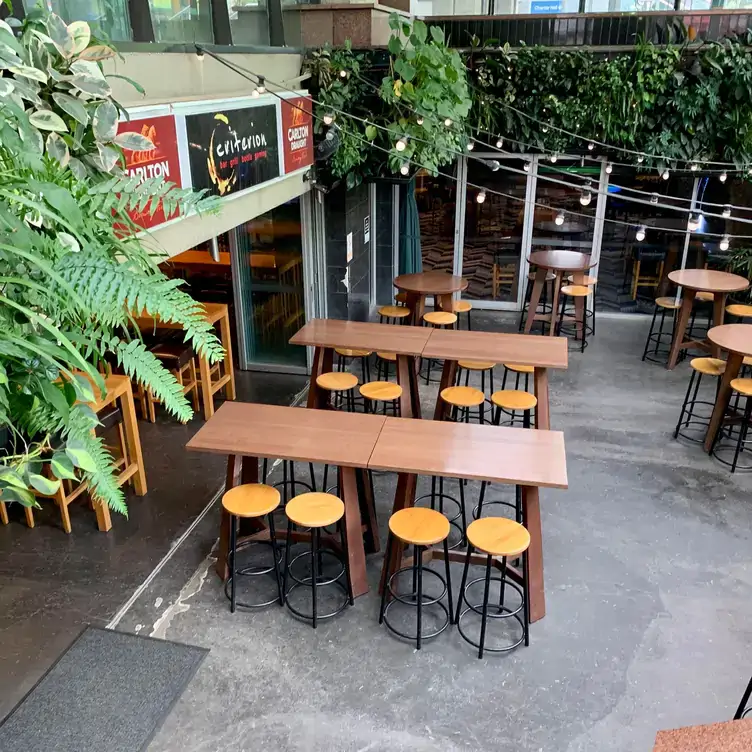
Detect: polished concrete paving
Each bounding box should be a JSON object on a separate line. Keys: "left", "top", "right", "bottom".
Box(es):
{"left": 4, "top": 314, "right": 752, "bottom": 751}
{"left": 111, "top": 313, "right": 752, "bottom": 752}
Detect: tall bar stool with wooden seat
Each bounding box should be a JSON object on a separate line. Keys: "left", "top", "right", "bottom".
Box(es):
{"left": 642, "top": 296, "right": 681, "bottom": 364}
{"left": 146, "top": 341, "right": 200, "bottom": 422}
{"left": 378, "top": 305, "right": 411, "bottom": 325}
{"left": 726, "top": 303, "right": 752, "bottom": 322}
{"left": 316, "top": 371, "right": 358, "bottom": 412}
{"left": 440, "top": 385, "right": 486, "bottom": 424}
{"left": 395, "top": 291, "right": 408, "bottom": 306}
{"left": 455, "top": 517, "right": 530, "bottom": 658}
{"left": 421, "top": 310, "right": 458, "bottom": 384}
{"left": 456, "top": 361, "right": 496, "bottom": 418}
{"left": 282, "top": 492, "right": 353, "bottom": 628}
{"left": 375, "top": 351, "right": 397, "bottom": 381}
{"left": 360, "top": 381, "right": 402, "bottom": 415}
{"left": 674, "top": 357, "right": 726, "bottom": 443}
{"left": 222, "top": 484, "right": 283, "bottom": 613}
{"left": 556, "top": 284, "right": 593, "bottom": 353}
{"left": 335, "top": 347, "right": 371, "bottom": 385}
{"left": 379, "top": 507, "right": 454, "bottom": 650}
{"left": 630, "top": 247, "right": 665, "bottom": 300}
{"left": 502, "top": 363, "right": 533, "bottom": 392}
{"left": 567, "top": 273, "right": 598, "bottom": 336}
{"left": 518, "top": 270, "right": 556, "bottom": 333}
{"left": 452, "top": 299, "right": 473, "bottom": 330}
{"left": 711, "top": 377, "right": 752, "bottom": 473}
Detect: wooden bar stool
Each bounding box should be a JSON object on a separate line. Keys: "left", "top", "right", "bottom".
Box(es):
{"left": 395, "top": 292, "right": 408, "bottom": 306}
{"left": 452, "top": 299, "right": 473, "bottom": 330}
{"left": 378, "top": 305, "right": 411, "bottom": 325}
{"left": 422, "top": 311, "right": 458, "bottom": 384}
{"left": 222, "top": 484, "right": 283, "bottom": 613}
{"left": 146, "top": 342, "right": 200, "bottom": 422}
{"left": 283, "top": 492, "right": 353, "bottom": 628}
{"left": 491, "top": 390, "right": 537, "bottom": 428}
{"left": 642, "top": 297, "right": 681, "bottom": 364}
{"left": 375, "top": 351, "right": 397, "bottom": 381}
{"left": 335, "top": 347, "right": 371, "bottom": 385}
{"left": 674, "top": 357, "right": 726, "bottom": 444}
{"left": 502, "top": 363, "right": 533, "bottom": 393}
{"left": 726, "top": 304, "right": 752, "bottom": 322}
{"left": 567, "top": 273, "right": 597, "bottom": 335}
{"left": 379, "top": 507, "right": 454, "bottom": 650}
{"left": 519, "top": 270, "right": 556, "bottom": 333}
{"left": 360, "top": 381, "right": 402, "bottom": 415}
{"left": 456, "top": 360, "right": 496, "bottom": 420}
{"left": 556, "top": 285, "right": 593, "bottom": 353}
{"left": 316, "top": 371, "right": 358, "bottom": 412}
{"left": 711, "top": 377, "right": 752, "bottom": 473}
{"left": 455, "top": 517, "right": 530, "bottom": 658}
{"left": 440, "top": 385, "right": 485, "bottom": 424}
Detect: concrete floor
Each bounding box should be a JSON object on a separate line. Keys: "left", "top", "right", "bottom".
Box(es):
{"left": 105, "top": 312, "right": 752, "bottom": 752}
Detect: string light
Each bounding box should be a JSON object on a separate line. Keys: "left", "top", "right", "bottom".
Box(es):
{"left": 251, "top": 88, "right": 260, "bottom": 99}
{"left": 400, "top": 162, "right": 409, "bottom": 175}
{"left": 636, "top": 225, "right": 646, "bottom": 242}
{"left": 523, "top": 161, "right": 531, "bottom": 172}
{"left": 395, "top": 137, "right": 407, "bottom": 152}
{"left": 662, "top": 168, "right": 670, "bottom": 180}
{"left": 467, "top": 141, "right": 475, "bottom": 152}
{"left": 476, "top": 190, "right": 486, "bottom": 203}
{"left": 339, "top": 70, "right": 347, "bottom": 79}
{"left": 555, "top": 211, "right": 565, "bottom": 226}
{"left": 579, "top": 184, "right": 592, "bottom": 206}
{"left": 723, "top": 205, "right": 731, "bottom": 218}
{"left": 541, "top": 125, "right": 549, "bottom": 133}
{"left": 637, "top": 156, "right": 644, "bottom": 164}
{"left": 323, "top": 113, "right": 334, "bottom": 125}
{"left": 496, "top": 138, "right": 503, "bottom": 148}
{"left": 490, "top": 160, "right": 501, "bottom": 171}
{"left": 605, "top": 162, "right": 613, "bottom": 174}
{"left": 650, "top": 193, "right": 659, "bottom": 205}
{"left": 720, "top": 171, "right": 728, "bottom": 183}
{"left": 444, "top": 118, "right": 452, "bottom": 127}
{"left": 416, "top": 116, "right": 424, "bottom": 125}
{"left": 690, "top": 162, "right": 698, "bottom": 172}
{"left": 688, "top": 213, "right": 701, "bottom": 231}
{"left": 256, "top": 76, "right": 266, "bottom": 94}
{"left": 550, "top": 154, "right": 558, "bottom": 163}
{"left": 720, "top": 235, "right": 730, "bottom": 251}
{"left": 587, "top": 142, "right": 595, "bottom": 151}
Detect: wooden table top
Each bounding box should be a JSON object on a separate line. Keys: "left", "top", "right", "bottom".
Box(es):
{"left": 186, "top": 402, "right": 387, "bottom": 468}
{"left": 393, "top": 272, "right": 468, "bottom": 295}
{"left": 290, "top": 319, "right": 432, "bottom": 356}
{"left": 422, "top": 328, "right": 569, "bottom": 369}
{"left": 369, "top": 417, "right": 568, "bottom": 487}
{"left": 135, "top": 302, "right": 228, "bottom": 330}
{"left": 708, "top": 324, "right": 752, "bottom": 357}
{"left": 653, "top": 718, "right": 752, "bottom": 751}
{"left": 528, "top": 250, "right": 595, "bottom": 272}
{"left": 668, "top": 269, "right": 750, "bottom": 293}
{"left": 169, "top": 250, "right": 278, "bottom": 270}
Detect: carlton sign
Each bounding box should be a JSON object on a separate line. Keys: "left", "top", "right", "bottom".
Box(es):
{"left": 281, "top": 95, "right": 314, "bottom": 174}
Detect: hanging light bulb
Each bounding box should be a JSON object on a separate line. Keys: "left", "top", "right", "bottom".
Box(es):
{"left": 637, "top": 155, "right": 644, "bottom": 164}
{"left": 476, "top": 190, "right": 486, "bottom": 204}
{"left": 720, "top": 171, "right": 728, "bottom": 183}
{"left": 256, "top": 76, "right": 266, "bottom": 94}
{"left": 555, "top": 211, "right": 565, "bottom": 226}
{"left": 636, "top": 225, "right": 646, "bottom": 242}
{"left": 542, "top": 125, "right": 549, "bottom": 133}
{"left": 605, "top": 162, "right": 613, "bottom": 174}
{"left": 579, "top": 187, "right": 592, "bottom": 206}
{"left": 690, "top": 162, "right": 698, "bottom": 172}
{"left": 444, "top": 118, "right": 452, "bottom": 127}
{"left": 523, "top": 161, "right": 531, "bottom": 172}
{"left": 339, "top": 69, "right": 348, "bottom": 79}
{"left": 662, "top": 168, "right": 670, "bottom": 180}
{"left": 720, "top": 235, "right": 730, "bottom": 251}
{"left": 251, "top": 88, "right": 260, "bottom": 99}
{"left": 395, "top": 137, "right": 407, "bottom": 152}
{"left": 688, "top": 213, "right": 701, "bottom": 231}
{"left": 723, "top": 204, "right": 731, "bottom": 218}
{"left": 323, "top": 113, "right": 335, "bottom": 125}
{"left": 416, "top": 116, "right": 424, "bottom": 125}
{"left": 466, "top": 141, "right": 475, "bottom": 152}
{"left": 549, "top": 154, "right": 558, "bottom": 163}
{"left": 490, "top": 160, "right": 501, "bottom": 172}
{"left": 496, "top": 138, "right": 503, "bottom": 149}
{"left": 400, "top": 162, "right": 409, "bottom": 176}
{"left": 587, "top": 142, "right": 595, "bottom": 151}
{"left": 650, "top": 193, "right": 659, "bottom": 205}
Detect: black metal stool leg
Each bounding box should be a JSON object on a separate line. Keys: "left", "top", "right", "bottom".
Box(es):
{"left": 229, "top": 513, "right": 238, "bottom": 613}
{"left": 674, "top": 370, "right": 697, "bottom": 439}
{"left": 731, "top": 398, "right": 752, "bottom": 473}
{"left": 267, "top": 512, "right": 284, "bottom": 606}
{"left": 379, "top": 534, "right": 394, "bottom": 624}
{"left": 443, "top": 537, "right": 454, "bottom": 623}
{"left": 311, "top": 527, "right": 319, "bottom": 629}
{"left": 735, "top": 675, "right": 752, "bottom": 719}
{"left": 522, "top": 550, "right": 530, "bottom": 646}
{"left": 339, "top": 518, "right": 354, "bottom": 605}
{"left": 282, "top": 519, "right": 293, "bottom": 599}
{"left": 455, "top": 545, "right": 473, "bottom": 622}
{"left": 416, "top": 544, "right": 424, "bottom": 650}
{"left": 478, "top": 554, "right": 493, "bottom": 659}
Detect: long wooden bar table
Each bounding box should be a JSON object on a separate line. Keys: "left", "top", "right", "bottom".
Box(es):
{"left": 186, "top": 402, "right": 385, "bottom": 597}
{"left": 290, "top": 319, "right": 430, "bottom": 418}
{"left": 370, "top": 417, "right": 568, "bottom": 622}
{"left": 423, "top": 328, "right": 569, "bottom": 429}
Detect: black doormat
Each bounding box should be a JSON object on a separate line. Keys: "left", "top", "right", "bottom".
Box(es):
{"left": 0, "top": 625, "right": 207, "bottom": 752}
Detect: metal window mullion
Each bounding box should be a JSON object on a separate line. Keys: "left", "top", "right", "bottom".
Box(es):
{"left": 675, "top": 177, "right": 700, "bottom": 305}
{"left": 391, "top": 184, "right": 400, "bottom": 284}
{"left": 453, "top": 157, "right": 468, "bottom": 304}
{"left": 229, "top": 228, "right": 249, "bottom": 370}
{"left": 588, "top": 159, "right": 609, "bottom": 314}
{"left": 127, "top": 0, "right": 155, "bottom": 42}
{"left": 210, "top": 0, "right": 232, "bottom": 45}
{"left": 301, "top": 190, "right": 317, "bottom": 371}
{"left": 516, "top": 154, "right": 538, "bottom": 312}
{"left": 369, "top": 182, "right": 377, "bottom": 313}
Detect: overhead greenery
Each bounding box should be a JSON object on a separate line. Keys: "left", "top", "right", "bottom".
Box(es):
{"left": 305, "top": 23, "right": 752, "bottom": 184}
{"left": 0, "top": 10, "right": 222, "bottom": 515}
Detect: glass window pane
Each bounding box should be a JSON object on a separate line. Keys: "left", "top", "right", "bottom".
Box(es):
{"left": 463, "top": 157, "right": 528, "bottom": 303}
{"left": 415, "top": 164, "right": 458, "bottom": 274}
{"left": 375, "top": 183, "right": 396, "bottom": 306}
{"left": 24, "top": 0, "right": 132, "bottom": 41}
{"left": 598, "top": 166, "right": 694, "bottom": 313}
{"left": 149, "top": 0, "right": 214, "bottom": 43}
{"left": 229, "top": 0, "right": 270, "bottom": 45}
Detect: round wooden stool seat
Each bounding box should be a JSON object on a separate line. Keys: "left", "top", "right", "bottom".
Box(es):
{"left": 560, "top": 284, "right": 591, "bottom": 297}
{"left": 395, "top": 292, "right": 408, "bottom": 304}
{"left": 423, "top": 311, "right": 457, "bottom": 327}
{"left": 467, "top": 517, "right": 530, "bottom": 557}
{"left": 379, "top": 305, "right": 411, "bottom": 319}
{"left": 360, "top": 381, "right": 402, "bottom": 402}
{"left": 286, "top": 492, "right": 344, "bottom": 528}
{"left": 731, "top": 378, "right": 752, "bottom": 397}
{"left": 222, "top": 484, "right": 280, "bottom": 518}
{"left": 491, "top": 390, "right": 537, "bottom": 411}
{"left": 504, "top": 363, "right": 534, "bottom": 374}
{"left": 744, "top": 356, "right": 752, "bottom": 366}
{"left": 335, "top": 347, "right": 372, "bottom": 358}
{"left": 696, "top": 291, "right": 715, "bottom": 302}
{"left": 655, "top": 296, "right": 681, "bottom": 310}
{"left": 453, "top": 300, "right": 472, "bottom": 313}
{"left": 690, "top": 357, "right": 726, "bottom": 377}
{"left": 567, "top": 274, "right": 597, "bottom": 286}
{"left": 316, "top": 372, "right": 358, "bottom": 391}
{"left": 458, "top": 359, "right": 495, "bottom": 371}
{"left": 440, "top": 385, "right": 485, "bottom": 408}
{"left": 376, "top": 351, "right": 397, "bottom": 362}
{"left": 727, "top": 304, "right": 752, "bottom": 318}
{"left": 389, "top": 507, "right": 450, "bottom": 546}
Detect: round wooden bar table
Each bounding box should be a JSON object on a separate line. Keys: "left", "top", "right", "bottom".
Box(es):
{"left": 665, "top": 269, "right": 749, "bottom": 370}
{"left": 523, "top": 251, "right": 596, "bottom": 337}
{"left": 702, "top": 324, "right": 752, "bottom": 452}
{"left": 393, "top": 271, "right": 468, "bottom": 325}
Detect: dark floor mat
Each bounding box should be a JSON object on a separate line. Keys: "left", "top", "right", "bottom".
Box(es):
{"left": 0, "top": 626, "right": 207, "bottom": 752}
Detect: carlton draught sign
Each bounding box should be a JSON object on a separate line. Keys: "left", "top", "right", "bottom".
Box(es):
{"left": 185, "top": 104, "right": 280, "bottom": 197}
{"left": 281, "top": 95, "right": 313, "bottom": 174}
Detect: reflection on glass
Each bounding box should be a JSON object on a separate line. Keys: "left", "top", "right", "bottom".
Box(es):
{"left": 149, "top": 0, "right": 213, "bottom": 43}
{"left": 599, "top": 167, "right": 694, "bottom": 313}
{"left": 229, "top": 0, "right": 270, "bottom": 45}
{"left": 25, "top": 0, "right": 132, "bottom": 41}
{"left": 415, "top": 164, "right": 458, "bottom": 274}
{"left": 462, "top": 157, "right": 527, "bottom": 302}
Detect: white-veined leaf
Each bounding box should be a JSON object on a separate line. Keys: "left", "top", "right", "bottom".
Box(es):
{"left": 28, "top": 473, "right": 60, "bottom": 496}
{"left": 0, "top": 79, "right": 13, "bottom": 97}
{"left": 70, "top": 58, "right": 104, "bottom": 80}
{"left": 113, "top": 131, "right": 155, "bottom": 152}
{"left": 9, "top": 64, "right": 48, "bottom": 83}
{"left": 57, "top": 232, "right": 80, "bottom": 253}
{"left": 51, "top": 92, "right": 89, "bottom": 125}
{"left": 9, "top": 77, "right": 42, "bottom": 105}
{"left": 79, "top": 44, "right": 115, "bottom": 61}
{"left": 46, "top": 13, "right": 69, "bottom": 55}
{"left": 97, "top": 143, "right": 120, "bottom": 172}
{"left": 29, "top": 109, "right": 68, "bottom": 132}
{"left": 68, "top": 157, "right": 87, "bottom": 179}
{"left": 93, "top": 101, "right": 117, "bottom": 142}
{"left": 46, "top": 132, "right": 70, "bottom": 168}
{"left": 66, "top": 21, "right": 91, "bottom": 56}
{"left": 70, "top": 73, "right": 111, "bottom": 98}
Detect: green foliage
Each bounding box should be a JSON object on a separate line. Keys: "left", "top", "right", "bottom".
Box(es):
{"left": 0, "top": 12, "right": 222, "bottom": 515}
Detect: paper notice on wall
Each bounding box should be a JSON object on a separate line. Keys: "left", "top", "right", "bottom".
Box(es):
{"left": 364, "top": 216, "right": 370, "bottom": 245}
{"left": 343, "top": 266, "right": 350, "bottom": 292}
{"left": 346, "top": 232, "right": 353, "bottom": 264}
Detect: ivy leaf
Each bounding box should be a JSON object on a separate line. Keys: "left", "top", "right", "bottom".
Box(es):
{"left": 430, "top": 25, "right": 445, "bottom": 45}
{"left": 113, "top": 131, "right": 155, "bottom": 152}
{"left": 65, "top": 438, "right": 97, "bottom": 472}
{"left": 93, "top": 101, "right": 118, "bottom": 142}
{"left": 40, "top": 378, "right": 70, "bottom": 418}
{"left": 388, "top": 36, "right": 402, "bottom": 56}
{"left": 58, "top": 232, "right": 80, "bottom": 254}
{"left": 52, "top": 92, "right": 89, "bottom": 126}
{"left": 29, "top": 109, "right": 68, "bottom": 132}
{"left": 394, "top": 59, "right": 416, "bottom": 82}
{"left": 411, "top": 19, "right": 427, "bottom": 45}
{"left": 0, "top": 486, "right": 36, "bottom": 507}
{"left": 0, "top": 468, "right": 28, "bottom": 490}
{"left": 51, "top": 452, "right": 77, "bottom": 480}
{"left": 28, "top": 473, "right": 60, "bottom": 496}
{"left": 71, "top": 373, "right": 96, "bottom": 403}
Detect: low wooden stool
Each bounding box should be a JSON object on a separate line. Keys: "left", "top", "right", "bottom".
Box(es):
{"left": 283, "top": 492, "right": 353, "bottom": 628}
{"left": 452, "top": 299, "right": 473, "bottom": 330}
{"left": 643, "top": 297, "right": 681, "bottom": 364}
{"left": 379, "top": 507, "right": 454, "bottom": 650}
{"left": 360, "top": 381, "right": 402, "bottom": 415}
{"left": 222, "top": 483, "right": 283, "bottom": 613}
{"left": 456, "top": 517, "right": 530, "bottom": 658}
{"left": 378, "top": 305, "right": 411, "bottom": 325}
{"left": 422, "top": 311, "right": 458, "bottom": 383}
{"left": 674, "top": 357, "right": 726, "bottom": 443}
{"left": 556, "top": 284, "right": 593, "bottom": 352}
{"left": 711, "top": 377, "right": 752, "bottom": 473}
{"left": 316, "top": 371, "right": 358, "bottom": 412}
{"left": 147, "top": 342, "right": 200, "bottom": 422}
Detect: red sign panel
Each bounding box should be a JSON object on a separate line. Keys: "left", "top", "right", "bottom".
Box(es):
{"left": 281, "top": 96, "right": 314, "bottom": 174}
{"left": 118, "top": 115, "right": 182, "bottom": 229}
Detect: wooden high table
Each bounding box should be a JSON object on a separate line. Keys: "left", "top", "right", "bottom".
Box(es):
{"left": 290, "top": 319, "right": 430, "bottom": 419}
{"left": 666, "top": 269, "right": 750, "bottom": 370}
{"left": 653, "top": 718, "right": 752, "bottom": 751}
{"left": 424, "top": 328, "right": 569, "bottom": 430}
{"left": 393, "top": 271, "right": 468, "bottom": 325}
{"left": 703, "top": 324, "right": 752, "bottom": 452}
{"left": 371, "top": 417, "right": 568, "bottom": 622}
{"left": 135, "top": 302, "right": 237, "bottom": 420}
{"left": 524, "top": 251, "right": 596, "bottom": 337}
